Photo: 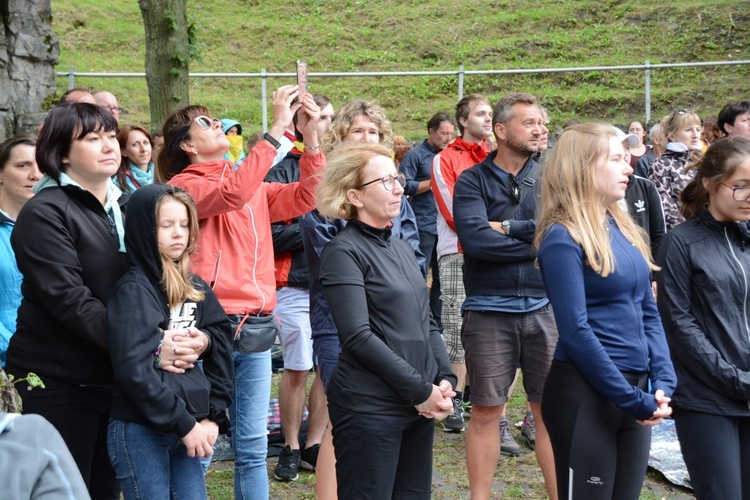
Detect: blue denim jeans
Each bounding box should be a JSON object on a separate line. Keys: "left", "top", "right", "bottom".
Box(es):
{"left": 230, "top": 348, "right": 272, "bottom": 500}
{"left": 107, "top": 419, "right": 207, "bottom": 500}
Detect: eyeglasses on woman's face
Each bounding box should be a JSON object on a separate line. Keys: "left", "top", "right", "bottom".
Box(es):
{"left": 357, "top": 172, "right": 406, "bottom": 191}
{"left": 721, "top": 183, "right": 750, "bottom": 202}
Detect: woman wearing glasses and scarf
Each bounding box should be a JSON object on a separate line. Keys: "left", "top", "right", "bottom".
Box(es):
{"left": 317, "top": 142, "right": 455, "bottom": 499}
{"left": 649, "top": 109, "right": 703, "bottom": 230}
{"left": 657, "top": 137, "right": 750, "bottom": 499}
{"left": 157, "top": 86, "right": 324, "bottom": 500}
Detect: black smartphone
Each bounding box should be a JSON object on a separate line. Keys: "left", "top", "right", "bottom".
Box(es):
{"left": 296, "top": 60, "right": 308, "bottom": 97}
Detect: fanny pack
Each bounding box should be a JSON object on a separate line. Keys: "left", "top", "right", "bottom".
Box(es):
{"left": 231, "top": 314, "right": 278, "bottom": 353}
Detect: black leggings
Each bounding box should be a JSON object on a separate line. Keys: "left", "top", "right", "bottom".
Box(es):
{"left": 674, "top": 407, "right": 750, "bottom": 500}
{"left": 542, "top": 360, "right": 651, "bottom": 500}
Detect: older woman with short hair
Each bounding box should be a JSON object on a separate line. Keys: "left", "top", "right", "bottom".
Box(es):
{"left": 649, "top": 109, "right": 703, "bottom": 229}
{"left": 318, "top": 142, "right": 455, "bottom": 499}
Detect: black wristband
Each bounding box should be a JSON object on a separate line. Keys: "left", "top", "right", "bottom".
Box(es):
{"left": 263, "top": 132, "right": 281, "bottom": 150}
{"left": 208, "top": 405, "right": 231, "bottom": 435}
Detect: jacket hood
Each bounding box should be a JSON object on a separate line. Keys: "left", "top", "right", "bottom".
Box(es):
{"left": 221, "top": 119, "right": 242, "bottom": 135}
{"left": 124, "top": 183, "right": 182, "bottom": 288}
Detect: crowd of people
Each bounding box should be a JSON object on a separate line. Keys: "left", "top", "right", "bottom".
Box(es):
{"left": 0, "top": 83, "right": 749, "bottom": 500}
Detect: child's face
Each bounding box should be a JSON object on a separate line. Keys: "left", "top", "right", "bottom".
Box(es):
{"left": 226, "top": 126, "right": 239, "bottom": 136}
{"left": 158, "top": 197, "right": 190, "bottom": 260}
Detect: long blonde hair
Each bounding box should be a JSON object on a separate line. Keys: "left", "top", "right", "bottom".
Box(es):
{"left": 157, "top": 190, "right": 204, "bottom": 308}
{"left": 534, "top": 123, "right": 657, "bottom": 277}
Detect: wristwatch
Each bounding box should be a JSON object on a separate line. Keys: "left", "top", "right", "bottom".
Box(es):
{"left": 263, "top": 132, "right": 281, "bottom": 150}
{"left": 502, "top": 220, "right": 511, "bottom": 236}
{"left": 208, "top": 405, "right": 231, "bottom": 435}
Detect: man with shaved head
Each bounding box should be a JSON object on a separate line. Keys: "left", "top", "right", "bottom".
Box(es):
{"left": 94, "top": 91, "right": 121, "bottom": 123}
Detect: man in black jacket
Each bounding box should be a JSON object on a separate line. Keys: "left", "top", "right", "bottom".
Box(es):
{"left": 453, "top": 93, "right": 558, "bottom": 500}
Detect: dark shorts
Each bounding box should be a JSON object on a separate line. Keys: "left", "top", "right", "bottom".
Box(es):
{"left": 461, "top": 305, "right": 557, "bottom": 407}
{"left": 312, "top": 333, "right": 341, "bottom": 389}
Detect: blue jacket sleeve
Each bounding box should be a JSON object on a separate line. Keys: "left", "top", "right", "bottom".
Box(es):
{"left": 640, "top": 275, "right": 676, "bottom": 396}
{"left": 394, "top": 199, "right": 426, "bottom": 277}
{"left": 400, "top": 150, "right": 421, "bottom": 197}
{"left": 538, "top": 226, "right": 658, "bottom": 420}
{"left": 453, "top": 169, "right": 535, "bottom": 263}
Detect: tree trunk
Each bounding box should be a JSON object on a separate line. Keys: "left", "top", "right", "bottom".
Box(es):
{"left": 138, "top": 0, "right": 190, "bottom": 133}
{"left": 0, "top": 367, "right": 22, "bottom": 413}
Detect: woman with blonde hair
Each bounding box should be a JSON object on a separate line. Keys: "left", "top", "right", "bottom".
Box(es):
{"left": 318, "top": 142, "right": 455, "bottom": 499}
{"left": 657, "top": 137, "right": 750, "bottom": 499}
{"left": 107, "top": 184, "right": 233, "bottom": 498}
{"left": 649, "top": 109, "right": 703, "bottom": 229}
{"left": 535, "top": 123, "right": 676, "bottom": 499}
{"left": 321, "top": 99, "right": 393, "bottom": 155}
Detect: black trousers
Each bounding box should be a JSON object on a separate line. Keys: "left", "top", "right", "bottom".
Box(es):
{"left": 329, "top": 402, "right": 434, "bottom": 499}
{"left": 542, "top": 360, "right": 652, "bottom": 500}
{"left": 674, "top": 407, "right": 750, "bottom": 500}
{"left": 21, "top": 382, "right": 119, "bottom": 500}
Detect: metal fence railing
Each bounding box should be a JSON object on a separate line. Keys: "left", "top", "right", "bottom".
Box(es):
{"left": 57, "top": 59, "right": 750, "bottom": 131}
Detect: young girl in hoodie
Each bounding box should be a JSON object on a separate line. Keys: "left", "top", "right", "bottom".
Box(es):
{"left": 107, "top": 183, "right": 234, "bottom": 499}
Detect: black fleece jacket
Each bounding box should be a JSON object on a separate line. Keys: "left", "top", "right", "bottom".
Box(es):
{"left": 107, "top": 184, "right": 234, "bottom": 437}
{"left": 320, "top": 219, "right": 456, "bottom": 416}
{"left": 6, "top": 185, "right": 128, "bottom": 387}
{"left": 657, "top": 210, "right": 750, "bottom": 416}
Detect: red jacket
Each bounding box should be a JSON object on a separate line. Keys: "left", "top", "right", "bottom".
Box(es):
{"left": 430, "top": 136, "right": 489, "bottom": 259}
{"left": 168, "top": 142, "right": 324, "bottom": 315}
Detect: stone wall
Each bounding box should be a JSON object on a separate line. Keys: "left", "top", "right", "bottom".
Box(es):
{"left": 0, "top": 0, "right": 59, "bottom": 141}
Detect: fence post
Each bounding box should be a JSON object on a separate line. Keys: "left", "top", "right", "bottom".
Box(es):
{"left": 458, "top": 64, "right": 464, "bottom": 101}
{"left": 645, "top": 60, "right": 651, "bottom": 123}
{"left": 68, "top": 66, "right": 75, "bottom": 90}
{"left": 261, "top": 68, "right": 268, "bottom": 132}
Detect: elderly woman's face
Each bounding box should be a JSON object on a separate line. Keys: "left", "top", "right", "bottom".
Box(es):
{"left": 351, "top": 154, "right": 404, "bottom": 228}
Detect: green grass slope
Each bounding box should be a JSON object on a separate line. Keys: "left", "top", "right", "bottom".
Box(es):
{"left": 51, "top": 0, "right": 749, "bottom": 139}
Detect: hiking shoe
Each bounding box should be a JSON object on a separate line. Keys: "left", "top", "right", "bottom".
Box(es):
{"left": 443, "top": 397, "right": 465, "bottom": 432}
{"left": 500, "top": 418, "right": 521, "bottom": 457}
{"left": 520, "top": 412, "right": 536, "bottom": 450}
{"left": 300, "top": 443, "right": 320, "bottom": 471}
{"left": 273, "top": 445, "right": 301, "bottom": 481}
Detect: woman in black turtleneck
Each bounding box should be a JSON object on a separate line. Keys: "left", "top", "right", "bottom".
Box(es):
{"left": 317, "top": 142, "right": 456, "bottom": 499}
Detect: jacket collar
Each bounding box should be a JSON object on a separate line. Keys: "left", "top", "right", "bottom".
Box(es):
{"left": 348, "top": 218, "right": 392, "bottom": 242}
{"left": 697, "top": 208, "right": 750, "bottom": 242}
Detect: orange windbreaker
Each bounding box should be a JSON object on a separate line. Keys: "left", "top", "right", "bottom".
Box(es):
{"left": 168, "top": 141, "right": 324, "bottom": 315}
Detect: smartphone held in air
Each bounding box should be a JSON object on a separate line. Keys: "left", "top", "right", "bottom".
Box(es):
{"left": 296, "top": 60, "right": 308, "bottom": 97}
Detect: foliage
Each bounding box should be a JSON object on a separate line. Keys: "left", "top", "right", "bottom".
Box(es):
{"left": 1, "top": 369, "right": 45, "bottom": 413}
{"left": 50, "top": 0, "right": 749, "bottom": 139}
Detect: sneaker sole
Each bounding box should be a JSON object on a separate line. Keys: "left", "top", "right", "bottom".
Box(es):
{"left": 519, "top": 434, "right": 535, "bottom": 450}
{"left": 273, "top": 472, "right": 299, "bottom": 481}
{"left": 500, "top": 448, "right": 521, "bottom": 457}
{"left": 443, "top": 425, "right": 465, "bottom": 432}
{"left": 299, "top": 460, "right": 316, "bottom": 471}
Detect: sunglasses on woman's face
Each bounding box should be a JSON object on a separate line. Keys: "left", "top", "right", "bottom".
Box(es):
{"left": 191, "top": 116, "right": 221, "bottom": 130}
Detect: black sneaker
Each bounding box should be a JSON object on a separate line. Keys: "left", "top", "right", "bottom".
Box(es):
{"left": 273, "top": 445, "right": 301, "bottom": 481}
{"left": 300, "top": 443, "right": 320, "bottom": 471}
{"left": 443, "top": 397, "right": 465, "bottom": 432}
